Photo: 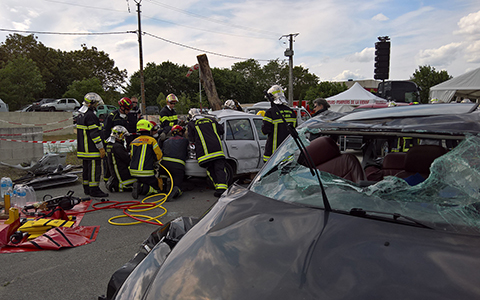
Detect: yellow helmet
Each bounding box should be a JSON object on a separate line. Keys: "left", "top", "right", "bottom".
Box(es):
{"left": 256, "top": 110, "right": 266, "bottom": 117}
{"left": 166, "top": 94, "right": 178, "bottom": 103}
{"left": 136, "top": 119, "right": 153, "bottom": 132}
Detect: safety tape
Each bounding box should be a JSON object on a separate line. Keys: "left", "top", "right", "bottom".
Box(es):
{"left": 0, "top": 117, "right": 73, "bottom": 126}
{"left": 0, "top": 138, "right": 77, "bottom": 144}
{"left": 0, "top": 124, "right": 76, "bottom": 136}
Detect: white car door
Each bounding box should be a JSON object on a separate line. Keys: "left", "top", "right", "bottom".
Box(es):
{"left": 223, "top": 118, "right": 260, "bottom": 174}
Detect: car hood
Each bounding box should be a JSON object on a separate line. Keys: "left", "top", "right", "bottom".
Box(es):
{"left": 115, "top": 185, "right": 480, "bottom": 300}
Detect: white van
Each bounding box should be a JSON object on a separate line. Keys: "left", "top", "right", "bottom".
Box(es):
{"left": 0, "top": 99, "right": 9, "bottom": 112}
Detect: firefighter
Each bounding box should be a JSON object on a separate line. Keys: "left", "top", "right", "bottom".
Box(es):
{"left": 224, "top": 99, "right": 243, "bottom": 111}
{"left": 159, "top": 93, "right": 179, "bottom": 138}
{"left": 187, "top": 108, "right": 228, "bottom": 197}
{"left": 105, "top": 125, "right": 137, "bottom": 192}
{"left": 129, "top": 119, "right": 163, "bottom": 199}
{"left": 102, "top": 97, "right": 133, "bottom": 182}
{"left": 262, "top": 85, "right": 297, "bottom": 162}
{"left": 76, "top": 92, "right": 109, "bottom": 197}
{"left": 160, "top": 125, "right": 189, "bottom": 200}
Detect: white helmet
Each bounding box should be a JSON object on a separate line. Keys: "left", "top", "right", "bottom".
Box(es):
{"left": 188, "top": 108, "right": 201, "bottom": 118}
{"left": 107, "top": 125, "right": 129, "bottom": 143}
{"left": 224, "top": 99, "right": 236, "bottom": 109}
{"left": 267, "top": 85, "right": 287, "bottom": 105}
{"left": 83, "top": 92, "right": 104, "bottom": 107}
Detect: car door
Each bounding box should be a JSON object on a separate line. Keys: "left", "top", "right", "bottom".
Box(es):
{"left": 223, "top": 117, "right": 260, "bottom": 174}
{"left": 57, "top": 99, "right": 67, "bottom": 110}
{"left": 253, "top": 118, "right": 267, "bottom": 167}
{"left": 67, "top": 99, "right": 77, "bottom": 110}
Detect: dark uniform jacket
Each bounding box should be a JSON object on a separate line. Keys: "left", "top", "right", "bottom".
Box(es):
{"left": 103, "top": 109, "right": 129, "bottom": 140}
{"left": 261, "top": 104, "right": 297, "bottom": 161}
{"left": 159, "top": 106, "right": 178, "bottom": 134}
{"left": 77, "top": 108, "right": 103, "bottom": 160}
{"left": 106, "top": 141, "right": 131, "bottom": 181}
{"left": 187, "top": 116, "right": 225, "bottom": 166}
{"left": 129, "top": 134, "right": 163, "bottom": 177}
{"left": 162, "top": 135, "right": 189, "bottom": 167}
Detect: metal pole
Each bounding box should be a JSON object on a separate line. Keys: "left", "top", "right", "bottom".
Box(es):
{"left": 135, "top": 0, "right": 146, "bottom": 115}
{"left": 281, "top": 33, "right": 298, "bottom": 107}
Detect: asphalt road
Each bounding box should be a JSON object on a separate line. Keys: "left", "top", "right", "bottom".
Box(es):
{"left": 0, "top": 176, "right": 226, "bottom": 300}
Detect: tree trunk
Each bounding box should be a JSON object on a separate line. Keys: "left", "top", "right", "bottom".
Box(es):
{"left": 197, "top": 54, "right": 222, "bottom": 111}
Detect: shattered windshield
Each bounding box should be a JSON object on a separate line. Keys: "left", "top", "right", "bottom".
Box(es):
{"left": 250, "top": 129, "right": 480, "bottom": 235}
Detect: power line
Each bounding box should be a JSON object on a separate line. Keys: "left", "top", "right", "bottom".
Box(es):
{"left": 144, "top": 32, "right": 275, "bottom": 62}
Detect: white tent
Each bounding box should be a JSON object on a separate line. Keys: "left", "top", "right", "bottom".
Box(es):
{"left": 326, "top": 82, "right": 386, "bottom": 112}
{"left": 429, "top": 67, "right": 480, "bottom": 103}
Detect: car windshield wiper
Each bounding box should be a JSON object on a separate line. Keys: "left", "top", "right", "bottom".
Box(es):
{"left": 264, "top": 91, "right": 331, "bottom": 211}
{"left": 349, "top": 208, "right": 433, "bottom": 229}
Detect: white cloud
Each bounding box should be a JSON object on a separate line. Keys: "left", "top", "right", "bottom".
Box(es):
{"left": 347, "top": 47, "right": 374, "bottom": 63}
{"left": 333, "top": 70, "right": 365, "bottom": 81}
{"left": 115, "top": 39, "right": 138, "bottom": 51}
{"left": 455, "top": 10, "right": 480, "bottom": 37}
{"left": 416, "top": 42, "right": 463, "bottom": 67}
{"left": 372, "top": 13, "right": 389, "bottom": 21}
{"left": 465, "top": 40, "right": 480, "bottom": 63}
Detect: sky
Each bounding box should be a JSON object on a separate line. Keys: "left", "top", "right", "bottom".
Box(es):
{"left": 1, "top": 0, "right": 480, "bottom": 84}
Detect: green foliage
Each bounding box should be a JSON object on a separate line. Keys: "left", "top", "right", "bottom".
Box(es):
{"left": 410, "top": 65, "right": 452, "bottom": 103}
{"left": 63, "top": 78, "right": 105, "bottom": 104}
{"left": 0, "top": 56, "right": 45, "bottom": 110}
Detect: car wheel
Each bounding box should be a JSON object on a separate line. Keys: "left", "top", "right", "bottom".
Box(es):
{"left": 49, "top": 107, "right": 55, "bottom": 112}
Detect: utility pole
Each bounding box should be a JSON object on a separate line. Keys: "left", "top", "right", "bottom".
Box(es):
{"left": 134, "top": 0, "right": 146, "bottom": 115}
{"left": 281, "top": 33, "right": 299, "bottom": 107}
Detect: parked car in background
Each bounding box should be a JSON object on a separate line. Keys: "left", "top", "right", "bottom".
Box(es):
{"left": 185, "top": 109, "right": 267, "bottom": 185}
{"left": 96, "top": 104, "right": 117, "bottom": 121}
{"left": 31, "top": 98, "right": 55, "bottom": 111}
{"left": 245, "top": 101, "right": 312, "bottom": 125}
{"left": 41, "top": 98, "right": 80, "bottom": 111}
{"left": 15, "top": 104, "right": 33, "bottom": 112}
{"left": 0, "top": 99, "right": 9, "bottom": 112}
{"left": 108, "top": 103, "right": 480, "bottom": 300}
{"left": 145, "top": 106, "right": 160, "bottom": 115}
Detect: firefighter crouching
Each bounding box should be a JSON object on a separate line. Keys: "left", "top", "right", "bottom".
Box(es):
{"left": 105, "top": 125, "right": 137, "bottom": 192}
{"left": 187, "top": 108, "right": 228, "bottom": 197}
{"left": 76, "top": 92, "right": 109, "bottom": 198}
{"left": 129, "top": 120, "right": 163, "bottom": 199}
{"left": 160, "top": 125, "right": 189, "bottom": 200}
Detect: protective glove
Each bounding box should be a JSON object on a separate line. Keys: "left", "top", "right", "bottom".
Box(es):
{"left": 99, "top": 148, "right": 106, "bottom": 158}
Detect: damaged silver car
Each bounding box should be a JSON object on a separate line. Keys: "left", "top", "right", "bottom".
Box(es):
{"left": 104, "top": 102, "right": 480, "bottom": 300}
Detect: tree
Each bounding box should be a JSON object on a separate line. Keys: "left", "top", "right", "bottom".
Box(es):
{"left": 0, "top": 56, "right": 45, "bottom": 110}
{"left": 63, "top": 77, "right": 105, "bottom": 105}
{"left": 410, "top": 65, "right": 452, "bottom": 103}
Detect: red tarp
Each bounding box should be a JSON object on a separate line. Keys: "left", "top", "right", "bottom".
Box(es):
{"left": 0, "top": 200, "right": 100, "bottom": 253}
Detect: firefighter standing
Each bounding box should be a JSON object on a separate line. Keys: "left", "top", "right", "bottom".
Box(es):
{"left": 102, "top": 97, "right": 133, "bottom": 182}
{"left": 159, "top": 94, "right": 179, "bottom": 138}
{"left": 76, "top": 92, "right": 109, "bottom": 197}
{"left": 161, "top": 125, "right": 189, "bottom": 200}
{"left": 187, "top": 108, "right": 228, "bottom": 197}
{"left": 262, "top": 85, "right": 297, "bottom": 162}
{"left": 129, "top": 119, "right": 163, "bottom": 199}
{"left": 105, "top": 125, "right": 137, "bottom": 192}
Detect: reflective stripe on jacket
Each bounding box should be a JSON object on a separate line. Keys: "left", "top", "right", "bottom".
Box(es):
{"left": 261, "top": 104, "right": 296, "bottom": 161}
{"left": 129, "top": 134, "right": 163, "bottom": 177}
{"left": 76, "top": 108, "right": 103, "bottom": 160}
{"left": 187, "top": 116, "right": 225, "bottom": 166}
{"left": 159, "top": 106, "right": 178, "bottom": 133}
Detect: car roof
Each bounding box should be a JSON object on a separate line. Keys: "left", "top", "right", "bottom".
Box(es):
{"left": 302, "top": 103, "right": 480, "bottom": 139}
{"left": 205, "top": 109, "right": 263, "bottom": 120}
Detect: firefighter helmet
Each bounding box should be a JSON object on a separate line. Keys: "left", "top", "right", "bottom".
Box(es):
{"left": 224, "top": 100, "right": 236, "bottom": 109}
{"left": 267, "top": 85, "right": 287, "bottom": 105}
{"left": 188, "top": 108, "right": 201, "bottom": 118}
{"left": 166, "top": 94, "right": 179, "bottom": 103}
{"left": 84, "top": 92, "right": 104, "bottom": 106}
{"left": 111, "top": 125, "right": 129, "bottom": 141}
{"left": 118, "top": 97, "right": 133, "bottom": 110}
{"left": 171, "top": 125, "right": 184, "bottom": 135}
{"left": 256, "top": 110, "right": 266, "bottom": 117}
{"left": 137, "top": 119, "right": 153, "bottom": 132}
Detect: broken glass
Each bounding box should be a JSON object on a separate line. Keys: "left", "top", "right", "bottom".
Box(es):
{"left": 250, "top": 131, "right": 480, "bottom": 235}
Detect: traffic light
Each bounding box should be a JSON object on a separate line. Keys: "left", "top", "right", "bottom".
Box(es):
{"left": 374, "top": 41, "right": 390, "bottom": 80}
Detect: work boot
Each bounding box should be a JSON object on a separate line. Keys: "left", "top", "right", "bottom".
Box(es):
{"left": 90, "top": 187, "right": 109, "bottom": 198}
{"left": 132, "top": 181, "right": 139, "bottom": 199}
{"left": 83, "top": 185, "right": 90, "bottom": 195}
{"left": 214, "top": 189, "right": 226, "bottom": 197}
{"left": 172, "top": 186, "right": 182, "bottom": 199}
